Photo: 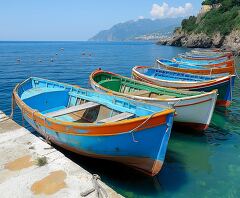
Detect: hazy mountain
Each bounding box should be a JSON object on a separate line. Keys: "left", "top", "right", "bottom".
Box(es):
{"left": 89, "top": 18, "right": 183, "bottom": 41}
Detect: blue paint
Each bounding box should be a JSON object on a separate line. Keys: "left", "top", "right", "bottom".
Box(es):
{"left": 24, "top": 114, "right": 172, "bottom": 162}
{"left": 17, "top": 76, "right": 174, "bottom": 175}
{"left": 175, "top": 57, "right": 228, "bottom": 65}
{"left": 1, "top": 41, "right": 239, "bottom": 197}
{"left": 159, "top": 59, "right": 204, "bottom": 69}
{"left": 141, "top": 68, "right": 216, "bottom": 82}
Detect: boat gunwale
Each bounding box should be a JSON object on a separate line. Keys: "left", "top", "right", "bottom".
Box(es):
{"left": 172, "top": 57, "right": 234, "bottom": 68}
{"left": 156, "top": 59, "right": 235, "bottom": 75}
{"left": 13, "top": 77, "right": 175, "bottom": 136}
{"left": 132, "top": 66, "right": 235, "bottom": 88}
{"left": 178, "top": 53, "right": 231, "bottom": 61}
{"left": 89, "top": 69, "right": 218, "bottom": 103}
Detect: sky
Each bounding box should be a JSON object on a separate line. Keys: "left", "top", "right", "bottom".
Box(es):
{"left": 0, "top": 0, "right": 202, "bottom": 41}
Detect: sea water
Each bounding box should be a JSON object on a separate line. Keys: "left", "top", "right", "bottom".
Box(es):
{"left": 0, "top": 41, "right": 239, "bottom": 198}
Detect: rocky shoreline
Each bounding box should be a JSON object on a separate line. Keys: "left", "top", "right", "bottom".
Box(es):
{"left": 157, "top": 30, "right": 240, "bottom": 55}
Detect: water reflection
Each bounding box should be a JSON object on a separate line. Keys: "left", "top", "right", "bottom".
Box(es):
{"left": 1, "top": 42, "right": 240, "bottom": 197}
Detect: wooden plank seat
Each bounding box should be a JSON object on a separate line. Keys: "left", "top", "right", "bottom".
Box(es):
{"left": 98, "top": 112, "right": 134, "bottom": 123}
{"left": 129, "top": 90, "right": 150, "bottom": 96}
{"left": 45, "top": 102, "right": 100, "bottom": 117}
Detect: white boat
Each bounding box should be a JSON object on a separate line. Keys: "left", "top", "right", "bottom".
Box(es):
{"left": 90, "top": 69, "right": 218, "bottom": 131}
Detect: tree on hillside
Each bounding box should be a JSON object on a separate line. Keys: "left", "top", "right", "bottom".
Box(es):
{"left": 202, "top": 0, "right": 240, "bottom": 6}
{"left": 202, "top": 0, "right": 219, "bottom": 5}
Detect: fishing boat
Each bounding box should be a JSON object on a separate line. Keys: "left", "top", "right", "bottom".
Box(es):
{"left": 179, "top": 52, "right": 232, "bottom": 61}
{"left": 132, "top": 66, "right": 235, "bottom": 108}
{"left": 90, "top": 69, "right": 217, "bottom": 131}
{"left": 174, "top": 57, "right": 234, "bottom": 68}
{"left": 157, "top": 59, "right": 235, "bottom": 75}
{"left": 13, "top": 77, "right": 175, "bottom": 176}
{"left": 191, "top": 49, "right": 233, "bottom": 58}
{"left": 173, "top": 56, "right": 235, "bottom": 67}
{"left": 192, "top": 48, "right": 222, "bottom": 53}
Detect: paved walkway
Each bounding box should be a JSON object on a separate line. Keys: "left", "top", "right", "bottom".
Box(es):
{"left": 0, "top": 111, "right": 122, "bottom": 198}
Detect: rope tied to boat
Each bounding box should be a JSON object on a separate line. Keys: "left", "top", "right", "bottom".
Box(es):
{"left": 129, "top": 113, "right": 157, "bottom": 143}
{"left": 81, "top": 174, "right": 108, "bottom": 198}
{"left": 170, "top": 99, "right": 181, "bottom": 108}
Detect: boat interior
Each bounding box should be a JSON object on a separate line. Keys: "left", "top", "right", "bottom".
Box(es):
{"left": 136, "top": 68, "right": 216, "bottom": 82}
{"left": 158, "top": 59, "right": 204, "bottom": 69}
{"left": 17, "top": 78, "right": 155, "bottom": 124}
{"left": 93, "top": 72, "right": 200, "bottom": 99}
{"left": 158, "top": 59, "right": 230, "bottom": 70}
{"left": 175, "top": 57, "right": 228, "bottom": 65}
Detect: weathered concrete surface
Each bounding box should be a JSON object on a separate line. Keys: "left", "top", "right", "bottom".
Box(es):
{"left": 0, "top": 111, "right": 122, "bottom": 198}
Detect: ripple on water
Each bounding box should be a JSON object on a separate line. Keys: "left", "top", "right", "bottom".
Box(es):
{"left": 0, "top": 42, "right": 239, "bottom": 197}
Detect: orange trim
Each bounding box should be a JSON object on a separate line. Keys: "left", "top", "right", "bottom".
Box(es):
{"left": 207, "top": 59, "right": 234, "bottom": 67}
{"left": 159, "top": 62, "right": 235, "bottom": 75}
{"left": 181, "top": 53, "right": 231, "bottom": 61}
{"left": 13, "top": 83, "right": 174, "bottom": 136}
{"left": 216, "top": 100, "right": 231, "bottom": 107}
{"left": 132, "top": 66, "right": 233, "bottom": 89}
{"left": 173, "top": 58, "right": 235, "bottom": 68}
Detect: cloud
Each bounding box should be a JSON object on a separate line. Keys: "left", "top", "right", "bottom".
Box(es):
{"left": 150, "top": 2, "right": 193, "bottom": 19}
{"left": 138, "top": 16, "right": 145, "bottom": 20}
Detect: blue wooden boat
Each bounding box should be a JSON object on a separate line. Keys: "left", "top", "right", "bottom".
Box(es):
{"left": 174, "top": 56, "right": 230, "bottom": 66}
{"left": 13, "top": 77, "right": 175, "bottom": 176}
{"left": 156, "top": 59, "right": 235, "bottom": 75}
{"left": 190, "top": 49, "right": 233, "bottom": 58}
{"left": 178, "top": 52, "right": 232, "bottom": 60}
{"left": 132, "top": 66, "right": 235, "bottom": 108}
{"left": 157, "top": 59, "right": 204, "bottom": 69}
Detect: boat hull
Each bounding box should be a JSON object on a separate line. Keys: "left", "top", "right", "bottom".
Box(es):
{"left": 174, "top": 57, "right": 232, "bottom": 66}
{"left": 22, "top": 111, "right": 172, "bottom": 176}
{"left": 157, "top": 60, "right": 235, "bottom": 75}
{"left": 13, "top": 77, "right": 175, "bottom": 176}
{"left": 132, "top": 66, "right": 235, "bottom": 108}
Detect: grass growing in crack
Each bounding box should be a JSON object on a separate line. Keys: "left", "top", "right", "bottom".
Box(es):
{"left": 36, "top": 156, "right": 47, "bottom": 166}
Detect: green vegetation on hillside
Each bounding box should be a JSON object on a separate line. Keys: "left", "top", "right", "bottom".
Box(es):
{"left": 181, "top": 0, "right": 240, "bottom": 36}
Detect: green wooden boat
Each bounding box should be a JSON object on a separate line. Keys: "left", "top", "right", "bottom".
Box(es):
{"left": 90, "top": 69, "right": 218, "bottom": 131}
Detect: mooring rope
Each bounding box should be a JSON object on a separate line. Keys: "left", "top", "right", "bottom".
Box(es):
{"left": 81, "top": 174, "right": 108, "bottom": 198}
{"left": 172, "top": 99, "right": 181, "bottom": 108}
{"left": 129, "top": 112, "right": 158, "bottom": 143}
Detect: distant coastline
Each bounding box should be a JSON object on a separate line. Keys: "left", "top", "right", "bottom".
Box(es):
{"left": 89, "top": 18, "right": 182, "bottom": 42}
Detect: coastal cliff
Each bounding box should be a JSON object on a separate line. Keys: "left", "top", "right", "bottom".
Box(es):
{"left": 158, "top": 0, "right": 240, "bottom": 54}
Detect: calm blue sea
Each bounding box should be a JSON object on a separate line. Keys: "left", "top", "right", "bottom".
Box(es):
{"left": 0, "top": 41, "right": 240, "bottom": 198}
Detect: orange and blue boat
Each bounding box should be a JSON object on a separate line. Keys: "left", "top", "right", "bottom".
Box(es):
{"left": 190, "top": 49, "right": 233, "bottom": 58}
{"left": 178, "top": 51, "right": 233, "bottom": 61}
{"left": 13, "top": 77, "right": 175, "bottom": 176}
{"left": 132, "top": 66, "right": 235, "bottom": 108}
{"left": 173, "top": 57, "right": 234, "bottom": 68}
{"left": 174, "top": 54, "right": 234, "bottom": 66}
{"left": 157, "top": 59, "right": 235, "bottom": 75}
